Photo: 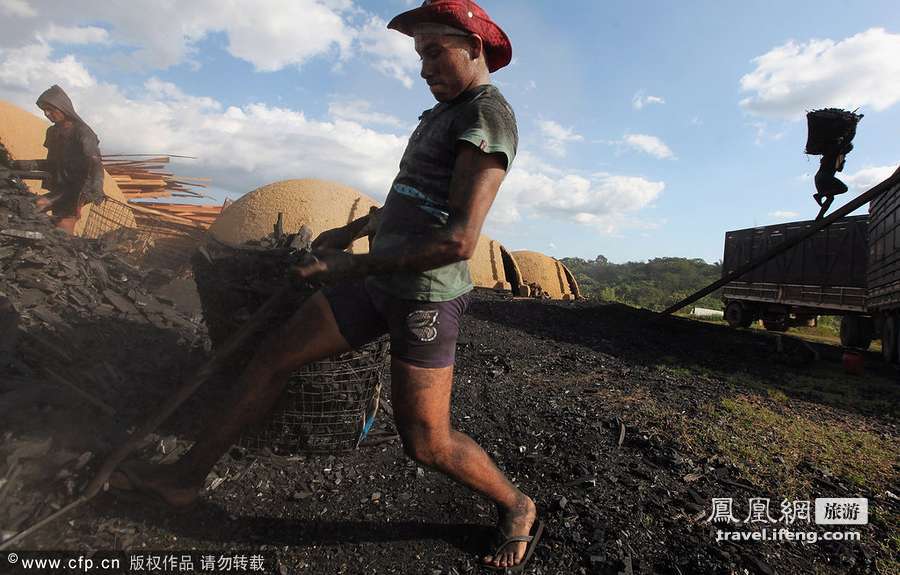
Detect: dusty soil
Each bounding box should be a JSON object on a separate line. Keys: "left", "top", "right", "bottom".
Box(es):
{"left": 1, "top": 166, "right": 898, "bottom": 574}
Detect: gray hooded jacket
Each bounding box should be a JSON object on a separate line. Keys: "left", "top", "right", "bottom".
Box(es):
{"left": 35, "top": 85, "right": 104, "bottom": 208}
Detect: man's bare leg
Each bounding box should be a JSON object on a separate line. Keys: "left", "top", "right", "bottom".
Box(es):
{"left": 56, "top": 217, "right": 77, "bottom": 235}
{"left": 35, "top": 197, "right": 53, "bottom": 212}
{"left": 816, "top": 195, "right": 834, "bottom": 220}
{"left": 111, "top": 291, "right": 352, "bottom": 506}
{"left": 391, "top": 359, "right": 537, "bottom": 570}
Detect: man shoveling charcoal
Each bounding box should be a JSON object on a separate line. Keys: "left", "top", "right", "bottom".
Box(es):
{"left": 110, "top": 1, "right": 542, "bottom": 571}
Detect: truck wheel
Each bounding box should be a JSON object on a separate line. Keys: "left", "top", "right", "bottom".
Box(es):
{"left": 725, "top": 302, "right": 752, "bottom": 328}
{"left": 763, "top": 318, "right": 788, "bottom": 332}
{"left": 841, "top": 316, "right": 873, "bottom": 350}
{"left": 882, "top": 315, "right": 898, "bottom": 364}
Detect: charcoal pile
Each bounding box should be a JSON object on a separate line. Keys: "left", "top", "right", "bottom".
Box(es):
{"left": 0, "top": 146, "right": 209, "bottom": 543}
{"left": 191, "top": 223, "right": 313, "bottom": 350}
{"left": 0, "top": 183, "right": 203, "bottom": 336}
{"left": 9, "top": 288, "right": 895, "bottom": 574}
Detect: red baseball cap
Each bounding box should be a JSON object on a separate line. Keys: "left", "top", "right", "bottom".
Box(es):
{"left": 387, "top": 0, "right": 512, "bottom": 73}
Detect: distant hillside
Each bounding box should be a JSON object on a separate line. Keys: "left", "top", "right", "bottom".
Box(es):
{"left": 561, "top": 256, "right": 723, "bottom": 312}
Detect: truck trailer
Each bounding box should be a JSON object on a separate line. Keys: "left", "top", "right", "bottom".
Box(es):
{"left": 721, "top": 183, "right": 900, "bottom": 364}
{"left": 721, "top": 215, "right": 867, "bottom": 332}
{"left": 863, "top": 180, "right": 900, "bottom": 362}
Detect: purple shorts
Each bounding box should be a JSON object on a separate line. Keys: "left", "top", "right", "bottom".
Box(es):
{"left": 323, "top": 280, "right": 470, "bottom": 369}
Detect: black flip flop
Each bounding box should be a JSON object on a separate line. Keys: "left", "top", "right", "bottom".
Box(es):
{"left": 482, "top": 519, "right": 545, "bottom": 573}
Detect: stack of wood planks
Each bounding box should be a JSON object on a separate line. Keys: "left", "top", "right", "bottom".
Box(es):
{"left": 101, "top": 155, "right": 224, "bottom": 230}
{"left": 129, "top": 201, "right": 225, "bottom": 230}
{"left": 102, "top": 155, "right": 208, "bottom": 200}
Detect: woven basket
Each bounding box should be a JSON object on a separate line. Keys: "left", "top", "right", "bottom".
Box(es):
{"left": 191, "top": 240, "right": 389, "bottom": 454}
{"left": 805, "top": 108, "right": 862, "bottom": 155}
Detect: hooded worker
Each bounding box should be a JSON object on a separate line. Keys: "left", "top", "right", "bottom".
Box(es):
{"left": 12, "top": 85, "right": 105, "bottom": 234}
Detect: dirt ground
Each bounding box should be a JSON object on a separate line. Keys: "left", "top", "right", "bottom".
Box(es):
{"left": 2, "top": 288, "right": 897, "bottom": 574}
{"left": 1, "top": 170, "right": 898, "bottom": 574}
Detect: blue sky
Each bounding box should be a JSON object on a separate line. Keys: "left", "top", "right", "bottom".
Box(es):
{"left": 0, "top": 0, "right": 897, "bottom": 263}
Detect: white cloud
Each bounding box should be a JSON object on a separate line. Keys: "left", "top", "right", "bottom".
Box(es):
{"left": 842, "top": 165, "right": 897, "bottom": 191}
{"left": 0, "top": 45, "right": 406, "bottom": 200}
{"left": 632, "top": 90, "right": 665, "bottom": 110}
{"left": 0, "top": 1, "right": 358, "bottom": 72}
{"left": 538, "top": 120, "right": 583, "bottom": 157}
{"left": 740, "top": 28, "right": 900, "bottom": 118}
{"left": 0, "top": 2, "right": 430, "bottom": 88}
{"left": 0, "top": 0, "right": 35, "bottom": 17}
{"left": 39, "top": 24, "right": 109, "bottom": 45}
{"left": 492, "top": 152, "right": 665, "bottom": 233}
{"left": 328, "top": 99, "right": 405, "bottom": 128}
{"left": 0, "top": 35, "right": 664, "bottom": 237}
{"left": 357, "top": 15, "right": 418, "bottom": 88}
{"left": 769, "top": 210, "right": 800, "bottom": 220}
{"left": 749, "top": 121, "right": 786, "bottom": 146}
{"left": 319, "top": 0, "right": 355, "bottom": 10}
{"left": 0, "top": 43, "right": 94, "bottom": 92}
{"left": 215, "top": 1, "right": 355, "bottom": 72}
{"left": 623, "top": 133, "right": 674, "bottom": 159}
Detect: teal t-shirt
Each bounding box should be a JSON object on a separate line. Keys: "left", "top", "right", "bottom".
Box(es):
{"left": 367, "top": 84, "right": 518, "bottom": 301}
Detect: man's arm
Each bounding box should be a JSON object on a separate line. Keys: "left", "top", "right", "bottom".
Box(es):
{"left": 295, "top": 143, "right": 507, "bottom": 281}
{"left": 80, "top": 153, "right": 105, "bottom": 205}
{"left": 75, "top": 126, "right": 105, "bottom": 205}
{"left": 311, "top": 208, "right": 380, "bottom": 251}
{"left": 10, "top": 159, "right": 50, "bottom": 171}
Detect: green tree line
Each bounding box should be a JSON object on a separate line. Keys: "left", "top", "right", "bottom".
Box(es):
{"left": 561, "top": 255, "right": 723, "bottom": 312}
